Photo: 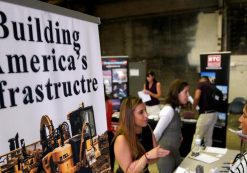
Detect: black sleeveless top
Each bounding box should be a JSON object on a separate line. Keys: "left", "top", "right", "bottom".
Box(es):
{"left": 145, "top": 81, "right": 160, "bottom": 106}
{"left": 116, "top": 125, "right": 153, "bottom": 173}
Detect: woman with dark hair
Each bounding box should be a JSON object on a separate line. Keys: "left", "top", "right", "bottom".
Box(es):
{"left": 153, "top": 79, "right": 189, "bottom": 173}
{"left": 143, "top": 71, "right": 162, "bottom": 115}
{"left": 229, "top": 103, "right": 247, "bottom": 173}
{"left": 239, "top": 103, "right": 247, "bottom": 134}
{"left": 114, "top": 97, "right": 170, "bottom": 173}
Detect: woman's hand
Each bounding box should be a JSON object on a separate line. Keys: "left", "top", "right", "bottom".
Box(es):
{"left": 146, "top": 145, "right": 170, "bottom": 160}
{"left": 144, "top": 89, "right": 151, "bottom": 95}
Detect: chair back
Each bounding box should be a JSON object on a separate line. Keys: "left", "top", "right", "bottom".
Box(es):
{"left": 228, "top": 97, "right": 246, "bottom": 114}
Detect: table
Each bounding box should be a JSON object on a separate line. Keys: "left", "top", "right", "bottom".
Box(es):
{"left": 175, "top": 148, "right": 239, "bottom": 172}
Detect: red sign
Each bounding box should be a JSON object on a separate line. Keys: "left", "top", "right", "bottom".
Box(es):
{"left": 207, "top": 55, "right": 222, "bottom": 69}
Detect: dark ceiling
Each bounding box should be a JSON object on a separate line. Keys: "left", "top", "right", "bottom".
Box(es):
{"left": 40, "top": 0, "right": 247, "bottom": 20}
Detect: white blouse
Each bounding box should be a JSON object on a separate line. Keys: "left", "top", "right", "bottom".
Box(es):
{"left": 153, "top": 105, "right": 174, "bottom": 141}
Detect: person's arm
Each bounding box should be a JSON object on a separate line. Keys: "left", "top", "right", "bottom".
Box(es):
{"left": 143, "top": 144, "right": 170, "bottom": 166}
{"left": 114, "top": 135, "right": 148, "bottom": 173}
{"left": 114, "top": 134, "right": 169, "bottom": 173}
{"left": 147, "top": 132, "right": 161, "bottom": 164}
{"left": 193, "top": 89, "right": 201, "bottom": 111}
{"left": 153, "top": 105, "right": 174, "bottom": 141}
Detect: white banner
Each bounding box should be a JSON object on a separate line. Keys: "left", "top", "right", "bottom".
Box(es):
{"left": 0, "top": 1, "right": 106, "bottom": 154}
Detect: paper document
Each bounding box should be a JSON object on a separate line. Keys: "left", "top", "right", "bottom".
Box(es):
{"left": 138, "top": 90, "right": 151, "bottom": 102}
{"left": 174, "top": 167, "right": 189, "bottom": 173}
{"left": 228, "top": 128, "right": 247, "bottom": 138}
{"left": 189, "top": 153, "right": 219, "bottom": 163}
{"left": 204, "top": 147, "right": 227, "bottom": 155}
{"left": 188, "top": 95, "right": 200, "bottom": 110}
{"left": 188, "top": 95, "right": 194, "bottom": 104}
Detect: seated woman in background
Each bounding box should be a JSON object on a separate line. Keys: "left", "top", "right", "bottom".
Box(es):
{"left": 229, "top": 102, "right": 247, "bottom": 173}
{"left": 143, "top": 71, "right": 162, "bottom": 115}
{"left": 114, "top": 97, "right": 170, "bottom": 173}
{"left": 153, "top": 79, "right": 189, "bottom": 173}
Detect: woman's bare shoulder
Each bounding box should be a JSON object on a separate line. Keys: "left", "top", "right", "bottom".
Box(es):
{"left": 114, "top": 134, "right": 130, "bottom": 153}
{"left": 115, "top": 134, "right": 127, "bottom": 144}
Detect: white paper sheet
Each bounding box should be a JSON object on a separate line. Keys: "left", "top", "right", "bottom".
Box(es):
{"left": 138, "top": 90, "right": 151, "bottom": 102}
{"left": 174, "top": 167, "right": 189, "bottom": 173}
{"left": 204, "top": 146, "right": 227, "bottom": 155}
{"left": 189, "top": 153, "right": 219, "bottom": 163}
{"left": 228, "top": 128, "right": 247, "bottom": 138}
{"left": 129, "top": 69, "right": 139, "bottom": 76}
{"left": 188, "top": 95, "right": 200, "bottom": 110}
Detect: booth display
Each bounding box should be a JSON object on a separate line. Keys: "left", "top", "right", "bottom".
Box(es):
{"left": 102, "top": 56, "right": 129, "bottom": 112}
{"left": 200, "top": 52, "right": 231, "bottom": 148}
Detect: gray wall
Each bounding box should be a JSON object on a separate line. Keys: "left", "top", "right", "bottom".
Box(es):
{"left": 99, "top": 12, "right": 200, "bottom": 97}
